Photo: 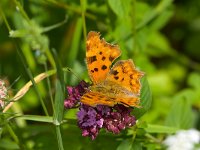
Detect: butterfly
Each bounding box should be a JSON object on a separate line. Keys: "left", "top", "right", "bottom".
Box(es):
{"left": 80, "top": 31, "right": 144, "bottom": 107}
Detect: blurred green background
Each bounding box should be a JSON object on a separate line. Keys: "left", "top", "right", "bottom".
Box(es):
{"left": 0, "top": 0, "right": 200, "bottom": 149}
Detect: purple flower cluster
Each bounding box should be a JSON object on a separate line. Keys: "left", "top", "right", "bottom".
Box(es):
{"left": 64, "top": 81, "right": 136, "bottom": 140}
{"left": 64, "top": 81, "right": 88, "bottom": 108}
{"left": 77, "top": 104, "right": 136, "bottom": 140}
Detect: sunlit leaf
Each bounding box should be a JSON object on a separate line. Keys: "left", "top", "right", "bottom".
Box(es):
{"left": 188, "top": 72, "right": 200, "bottom": 89}
{"left": 108, "top": 0, "right": 131, "bottom": 18}
{"left": 165, "top": 91, "right": 196, "bottom": 129}
{"left": 145, "top": 124, "right": 178, "bottom": 133}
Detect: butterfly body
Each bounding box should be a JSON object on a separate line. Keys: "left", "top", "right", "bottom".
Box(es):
{"left": 90, "top": 80, "right": 136, "bottom": 98}
{"left": 81, "top": 31, "right": 144, "bottom": 107}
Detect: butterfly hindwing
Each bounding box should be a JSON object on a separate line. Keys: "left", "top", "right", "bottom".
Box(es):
{"left": 81, "top": 90, "right": 140, "bottom": 107}
{"left": 81, "top": 91, "right": 118, "bottom": 106}
{"left": 105, "top": 59, "right": 144, "bottom": 96}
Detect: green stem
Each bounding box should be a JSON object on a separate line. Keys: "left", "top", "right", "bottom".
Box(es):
{"left": 44, "top": 62, "right": 55, "bottom": 114}
{"left": 44, "top": 0, "right": 96, "bottom": 20}
{"left": 131, "top": 125, "right": 137, "bottom": 141}
{"left": 13, "top": 0, "right": 31, "bottom": 24}
{"left": 45, "top": 49, "right": 56, "bottom": 68}
{"left": 16, "top": 44, "right": 49, "bottom": 116}
{"left": 131, "top": 0, "right": 137, "bottom": 56}
{"left": 6, "top": 123, "right": 25, "bottom": 150}
{"left": 55, "top": 125, "right": 64, "bottom": 150}
{"left": 0, "top": 8, "right": 11, "bottom": 31}
{"left": 145, "top": 133, "right": 161, "bottom": 144}
{"left": 80, "top": 0, "right": 87, "bottom": 42}
{"left": 136, "top": 0, "right": 173, "bottom": 31}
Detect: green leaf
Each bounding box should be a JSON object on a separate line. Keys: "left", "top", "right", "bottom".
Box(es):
{"left": 131, "top": 142, "right": 143, "bottom": 150}
{"left": 117, "top": 139, "right": 142, "bottom": 150}
{"left": 145, "top": 124, "right": 178, "bottom": 134}
{"left": 52, "top": 49, "right": 65, "bottom": 125}
{"left": 0, "top": 127, "right": 2, "bottom": 138}
{"left": 147, "top": 31, "right": 174, "bottom": 57}
{"left": 136, "top": 0, "right": 173, "bottom": 31}
{"left": 54, "top": 79, "right": 64, "bottom": 125}
{"left": 148, "top": 72, "right": 176, "bottom": 96}
{"left": 165, "top": 91, "right": 195, "bottom": 129}
{"left": 108, "top": 0, "right": 131, "bottom": 18}
{"left": 117, "top": 139, "right": 132, "bottom": 150}
{"left": 149, "top": 8, "right": 174, "bottom": 31}
{"left": 0, "top": 139, "right": 20, "bottom": 149}
{"left": 132, "top": 76, "right": 152, "bottom": 118}
{"left": 66, "top": 18, "right": 82, "bottom": 67}
{"left": 53, "top": 79, "right": 65, "bottom": 150}
{"left": 188, "top": 72, "right": 200, "bottom": 89}
{"left": 16, "top": 115, "right": 53, "bottom": 123}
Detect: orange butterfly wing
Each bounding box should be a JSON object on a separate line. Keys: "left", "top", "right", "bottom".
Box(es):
{"left": 105, "top": 59, "right": 144, "bottom": 96}
{"left": 81, "top": 91, "right": 140, "bottom": 107}
{"left": 81, "top": 31, "right": 143, "bottom": 107}
{"left": 81, "top": 91, "right": 118, "bottom": 107}
{"left": 86, "top": 31, "right": 121, "bottom": 84}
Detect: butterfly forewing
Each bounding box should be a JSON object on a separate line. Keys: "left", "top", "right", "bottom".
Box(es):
{"left": 86, "top": 31, "right": 121, "bottom": 84}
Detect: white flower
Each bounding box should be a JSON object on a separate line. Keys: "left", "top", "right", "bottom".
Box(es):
{"left": 164, "top": 129, "right": 200, "bottom": 150}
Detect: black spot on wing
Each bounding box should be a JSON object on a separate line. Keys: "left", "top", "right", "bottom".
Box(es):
{"left": 102, "top": 56, "right": 106, "bottom": 61}
{"left": 94, "top": 68, "right": 98, "bottom": 72}
{"left": 101, "top": 65, "right": 107, "bottom": 70}
{"left": 109, "top": 55, "right": 115, "bottom": 62}
{"left": 110, "top": 70, "right": 119, "bottom": 75}
{"left": 87, "top": 56, "right": 97, "bottom": 64}
{"left": 130, "top": 74, "right": 133, "bottom": 79}
{"left": 114, "top": 76, "right": 119, "bottom": 80}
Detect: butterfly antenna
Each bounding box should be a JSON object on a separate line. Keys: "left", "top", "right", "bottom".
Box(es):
{"left": 63, "top": 67, "right": 82, "bottom": 82}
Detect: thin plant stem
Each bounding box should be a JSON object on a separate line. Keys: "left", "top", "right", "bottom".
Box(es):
{"left": 16, "top": 45, "right": 49, "bottom": 116}
{"left": 55, "top": 125, "right": 64, "bottom": 150}
{"left": 44, "top": 62, "right": 55, "bottom": 114}
{"left": 131, "top": 0, "right": 137, "bottom": 56}
{"left": 13, "top": 0, "right": 31, "bottom": 24}
{"left": 80, "top": 0, "right": 87, "bottom": 42}
{"left": 6, "top": 123, "right": 25, "bottom": 149}
{"left": 0, "top": 8, "right": 11, "bottom": 31}
{"left": 45, "top": 49, "right": 56, "bottom": 69}
{"left": 145, "top": 133, "right": 162, "bottom": 144}
{"left": 43, "top": 0, "right": 96, "bottom": 20}
{"left": 136, "top": 0, "right": 173, "bottom": 31}
{"left": 131, "top": 125, "right": 137, "bottom": 141}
